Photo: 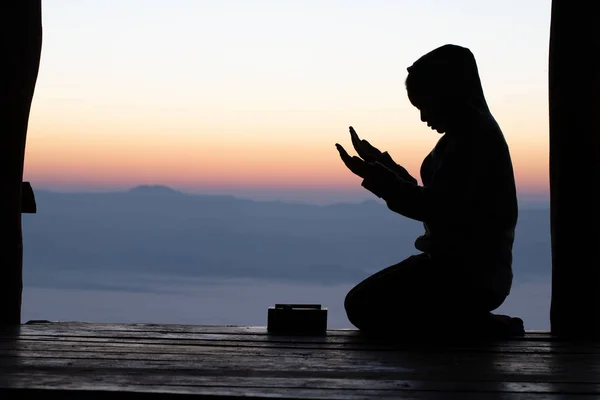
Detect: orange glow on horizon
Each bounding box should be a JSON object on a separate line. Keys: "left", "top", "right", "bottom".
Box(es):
{"left": 24, "top": 76, "right": 550, "bottom": 197}
{"left": 24, "top": 122, "right": 549, "bottom": 195}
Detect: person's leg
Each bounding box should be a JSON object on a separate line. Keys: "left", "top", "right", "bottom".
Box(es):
{"left": 344, "top": 253, "right": 493, "bottom": 334}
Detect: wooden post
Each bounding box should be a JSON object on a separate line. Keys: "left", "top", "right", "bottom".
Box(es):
{"left": 0, "top": 1, "right": 43, "bottom": 326}
{"left": 549, "top": 0, "right": 600, "bottom": 339}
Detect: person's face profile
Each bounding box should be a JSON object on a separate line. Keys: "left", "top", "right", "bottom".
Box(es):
{"left": 420, "top": 108, "right": 446, "bottom": 134}
{"left": 409, "top": 91, "right": 447, "bottom": 134}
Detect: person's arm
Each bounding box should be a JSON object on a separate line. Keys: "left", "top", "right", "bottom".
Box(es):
{"left": 361, "top": 168, "right": 427, "bottom": 221}
{"left": 378, "top": 151, "right": 418, "bottom": 185}
{"left": 362, "top": 141, "right": 478, "bottom": 223}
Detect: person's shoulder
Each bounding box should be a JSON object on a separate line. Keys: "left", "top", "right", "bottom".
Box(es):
{"left": 472, "top": 113, "right": 508, "bottom": 147}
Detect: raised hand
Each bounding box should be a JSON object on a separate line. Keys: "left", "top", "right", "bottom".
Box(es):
{"left": 350, "top": 126, "right": 383, "bottom": 163}
{"left": 335, "top": 143, "right": 368, "bottom": 178}
{"left": 350, "top": 126, "right": 418, "bottom": 185}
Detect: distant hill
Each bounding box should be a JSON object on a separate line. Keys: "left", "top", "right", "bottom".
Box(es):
{"left": 22, "top": 186, "right": 551, "bottom": 289}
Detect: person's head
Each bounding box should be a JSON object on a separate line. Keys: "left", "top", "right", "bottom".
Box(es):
{"left": 405, "top": 44, "right": 489, "bottom": 134}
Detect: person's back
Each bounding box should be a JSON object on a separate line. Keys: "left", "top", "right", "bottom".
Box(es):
{"left": 335, "top": 44, "right": 522, "bottom": 337}
{"left": 409, "top": 114, "right": 518, "bottom": 263}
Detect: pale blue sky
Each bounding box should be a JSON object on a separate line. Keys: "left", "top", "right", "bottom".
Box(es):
{"left": 39, "top": 0, "right": 550, "bottom": 105}
{"left": 29, "top": 0, "right": 552, "bottom": 203}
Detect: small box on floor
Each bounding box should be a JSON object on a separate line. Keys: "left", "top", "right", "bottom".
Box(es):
{"left": 267, "top": 304, "right": 327, "bottom": 335}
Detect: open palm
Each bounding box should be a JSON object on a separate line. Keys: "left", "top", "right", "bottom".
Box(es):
{"left": 350, "top": 126, "right": 383, "bottom": 163}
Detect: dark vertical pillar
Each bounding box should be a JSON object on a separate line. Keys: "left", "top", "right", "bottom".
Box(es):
{"left": 549, "top": 0, "right": 600, "bottom": 339}
{"left": 0, "top": 1, "right": 43, "bottom": 326}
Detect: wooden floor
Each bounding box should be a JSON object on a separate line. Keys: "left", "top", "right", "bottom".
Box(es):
{"left": 1, "top": 322, "right": 600, "bottom": 399}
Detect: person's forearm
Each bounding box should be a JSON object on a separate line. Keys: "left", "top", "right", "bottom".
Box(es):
{"left": 379, "top": 152, "right": 418, "bottom": 185}
{"left": 361, "top": 173, "right": 427, "bottom": 222}
{"left": 379, "top": 179, "right": 472, "bottom": 225}
{"left": 383, "top": 181, "right": 427, "bottom": 222}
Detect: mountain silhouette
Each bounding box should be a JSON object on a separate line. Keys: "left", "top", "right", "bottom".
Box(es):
{"left": 21, "top": 186, "right": 550, "bottom": 290}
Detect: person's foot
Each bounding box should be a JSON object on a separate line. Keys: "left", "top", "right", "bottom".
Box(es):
{"left": 481, "top": 313, "right": 525, "bottom": 337}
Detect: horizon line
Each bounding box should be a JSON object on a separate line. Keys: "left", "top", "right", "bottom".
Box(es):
{"left": 30, "top": 183, "right": 550, "bottom": 207}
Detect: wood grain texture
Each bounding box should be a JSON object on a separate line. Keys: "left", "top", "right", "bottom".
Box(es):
{"left": 1, "top": 322, "right": 600, "bottom": 399}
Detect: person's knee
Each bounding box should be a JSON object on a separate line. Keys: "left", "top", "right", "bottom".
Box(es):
{"left": 344, "top": 288, "right": 368, "bottom": 329}
{"left": 344, "top": 289, "right": 355, "bottom": 316}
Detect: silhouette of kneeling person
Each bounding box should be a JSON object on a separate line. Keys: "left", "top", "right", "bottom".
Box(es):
{"left": 336, "top": 44, "right": 523, "bottom": 337}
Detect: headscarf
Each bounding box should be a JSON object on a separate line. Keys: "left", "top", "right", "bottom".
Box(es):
{"left": 406, "top": 44, "right": 490, "bottom": 114}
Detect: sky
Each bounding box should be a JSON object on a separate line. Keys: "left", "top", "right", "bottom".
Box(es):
{"left": 25, "top": 0, "right": 552, "bottom": 203}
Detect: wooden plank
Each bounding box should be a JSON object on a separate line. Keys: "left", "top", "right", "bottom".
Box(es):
{"left": 14, "top": 322, "right": 555, "bottom": 339}
{"left": 2, "top": 334, "right": 578, "bottom": 358}
{"left": 4, "top": 387, "right": 594, "bottom": 400}
{"left": 17, "top": 322, "right": 357, "bottom": 337}
{"left": 3, "top": 345, "right": 588, "bottom": 365}
{"left": 2, "top": 329, "right": 557, "bottom": 348}
{"left": 3, "top": 370, "right": 600, "bottom": 396}
{"left": 2, "top": 336, "right": 600, "bottom": 354}
{"left": 0, "top": 330, "right": 575, "bottom": 355}
{"left": 3, "top": 328, "right": 381, "bottom": 346}
{"left": 3, "top": 348, "right": 600, "bottom": 383}
{"left": 0, "top": 332, "right": 558, "bottom": 346}
{"left": 3, "top": 323, "right": 556, "bottom": 344}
